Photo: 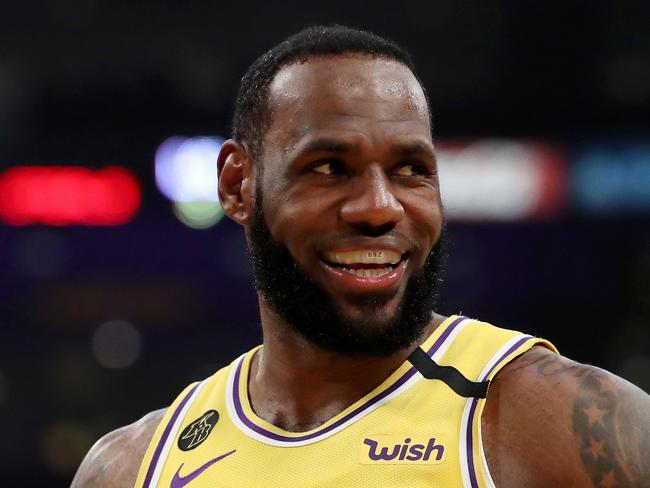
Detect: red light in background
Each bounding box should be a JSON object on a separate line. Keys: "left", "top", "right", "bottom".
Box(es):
{"left": 0, "top": 166, "right": 142, "bottom": 226}
{"left": 530, "top": 143, "right": 568, "bottom": 218}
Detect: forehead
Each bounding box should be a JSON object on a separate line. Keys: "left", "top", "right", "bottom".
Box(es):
{"left": 265, "top": 55, "right": 431, "bottom": 150}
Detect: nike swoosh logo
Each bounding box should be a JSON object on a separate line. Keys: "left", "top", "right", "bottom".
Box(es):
{"left": 170, "top": 449, "right": 236, "bottom": 488}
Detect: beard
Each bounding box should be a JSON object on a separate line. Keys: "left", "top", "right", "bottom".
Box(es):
{"left": 248, "top": 189, "right": 447, "bottom": 356}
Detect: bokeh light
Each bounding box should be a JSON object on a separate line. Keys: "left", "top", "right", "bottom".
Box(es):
{"left": 173, "top": 201, "right": 224, "bottom": 229}
{"left": 40, "top": 422, "right": 94, "bottom": 476}
{"left": 0, "top": 166, "right": 141, "bottom": 226}
{"left": 437, "top": 140, "right": 566, "bottom": 220}
{"left": 92, "top": 320, "right": 142, "bottom": 369}
{"left": 573, "top": 144, "right": 650, "bottom": 214}
{"left": 155, "top": 136, "right": 226, "bottom": 229}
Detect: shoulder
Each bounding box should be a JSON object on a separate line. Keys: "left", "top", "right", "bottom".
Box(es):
{"left": 482, "top": 346, "right": 650, "bottom": 487}
{"left": 71, "top": 408, "right": 166, "bottom": 488}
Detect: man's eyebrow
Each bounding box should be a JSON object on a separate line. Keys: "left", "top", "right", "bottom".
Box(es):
{"left": 293, "top": 138, "right": 353, "bottom": 155}
{"left": 394, "top": 142, "right": 435, "bottom": 159}
{"left": 287, "top": 138, "right": 435, "bottom": 159}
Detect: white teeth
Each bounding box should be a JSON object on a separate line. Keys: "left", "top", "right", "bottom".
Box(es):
{"left": 340, "top": 267, "right": 393, "bottom": 278}
{"left": 324, "top": 249, "right": 402, "bottom": 265}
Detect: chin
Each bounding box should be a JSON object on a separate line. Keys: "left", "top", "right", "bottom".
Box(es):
{"left": 340, "top": 286, "right": 402, "bottom": 309}
{"left": 337, "top": 301, "right": 401, "bottom": 330}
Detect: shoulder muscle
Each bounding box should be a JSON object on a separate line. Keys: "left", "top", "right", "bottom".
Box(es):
{"left": 483, "top": 347, "right": 650, "bottom": 487}
{"left": 71, "top": 408, "right": 166, "bottom": 488}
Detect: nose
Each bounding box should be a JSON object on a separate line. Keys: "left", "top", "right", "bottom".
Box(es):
{"left": 340, "top": 165, "right": 405, "bottom": 234}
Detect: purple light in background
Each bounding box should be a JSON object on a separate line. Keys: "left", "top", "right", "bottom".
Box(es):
{"left": 155, "top": 136, "right": 225, "bottom": 202}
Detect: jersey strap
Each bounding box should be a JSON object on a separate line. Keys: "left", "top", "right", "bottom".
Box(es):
{"left": 408, "top": 346, "right": 490, "bottom": 398}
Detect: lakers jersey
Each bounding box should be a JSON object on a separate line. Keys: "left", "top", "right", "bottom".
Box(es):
{"left": 135, "top": 316, "right": 557, "bottom": 487}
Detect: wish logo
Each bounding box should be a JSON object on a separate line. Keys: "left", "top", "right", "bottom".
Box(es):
{"left": 359, "top": 435, "right": 446, "bottom": 464}
{"left": 177, "top": 410, "right": 219, "bottom": 451}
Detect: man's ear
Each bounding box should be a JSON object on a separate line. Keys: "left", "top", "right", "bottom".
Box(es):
{"left": 217, "top": 139, "right": 254, "bottom": 226}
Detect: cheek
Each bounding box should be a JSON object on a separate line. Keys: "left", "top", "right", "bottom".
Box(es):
{"left": 402, "top": 193, "right": 443, "bottom": 251}
{"left": 263, "top": 190, "right": 336, "bottom": 259}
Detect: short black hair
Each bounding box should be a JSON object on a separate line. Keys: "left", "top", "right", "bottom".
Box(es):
{"left": 232, "top": 24, "right": 430, "bottom": 161}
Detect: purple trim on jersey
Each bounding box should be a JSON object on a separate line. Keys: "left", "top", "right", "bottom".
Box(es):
{"left": 231, "top": 316, "right": 467, "bottom": 443}
{"left": 466, "top": 398, "right": 481, "bottom": 488}
{"left": 142, "top": 382, "right": 200, "bottom": 488}
{"left": 465, "top": 335, "right": 533, "bottom": 488}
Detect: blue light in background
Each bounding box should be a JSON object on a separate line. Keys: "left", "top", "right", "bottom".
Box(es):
{"left": 573, "top": 144, "right": 650, "bottom": 214}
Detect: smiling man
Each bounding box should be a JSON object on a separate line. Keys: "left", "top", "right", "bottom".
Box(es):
{"left": 72, "top": 25, "right": 650, "bottom": 488}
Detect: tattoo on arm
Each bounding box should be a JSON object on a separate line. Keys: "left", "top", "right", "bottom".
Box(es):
{"left": 572, "top": 368, "right": 650, "bottom": 487}
{"left": 514, "top": 352, "right": 650, "bottom": 487}
{"left": 527, "top": 350, "right": 588, "bottom": 378}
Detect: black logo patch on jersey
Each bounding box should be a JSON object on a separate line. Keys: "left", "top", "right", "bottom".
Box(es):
{"left": 177, "top": 410, "right": 219, "bottom": 451}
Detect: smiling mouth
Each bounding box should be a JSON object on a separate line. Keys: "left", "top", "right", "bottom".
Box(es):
{"left": 322, "top": 249, "right": 408, "bottom": 279}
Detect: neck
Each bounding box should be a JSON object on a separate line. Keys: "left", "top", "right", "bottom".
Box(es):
{"left": 247, "top": 300, "right": 445, "bottom": 432}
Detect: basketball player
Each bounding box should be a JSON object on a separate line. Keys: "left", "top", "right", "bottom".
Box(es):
{"left": 72, "top": 26, "right": 650, "bottom": 487}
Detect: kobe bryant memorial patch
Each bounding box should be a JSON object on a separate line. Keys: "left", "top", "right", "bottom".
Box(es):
{"left": 177, "top": 410, "right": 219, "bottom": 451}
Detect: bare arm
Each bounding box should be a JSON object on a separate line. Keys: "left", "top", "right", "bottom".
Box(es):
{"left": 71, "top": 409, "right": 166, "bottom": 488}
{"left": 483, "top": 347, "right": 650, "bottom": 487}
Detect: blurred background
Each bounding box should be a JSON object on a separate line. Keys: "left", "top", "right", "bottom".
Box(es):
{"left": 1, "top": 1, "right": 649, "bottom": 485}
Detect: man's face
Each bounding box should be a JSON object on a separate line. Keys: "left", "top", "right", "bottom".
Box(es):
{"left": 248, "top": 55, "right": 444, "bottom": 354}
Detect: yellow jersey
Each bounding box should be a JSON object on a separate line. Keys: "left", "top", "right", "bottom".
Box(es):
{"left": 135, "top": 315, "right": 556, "bottom": 487}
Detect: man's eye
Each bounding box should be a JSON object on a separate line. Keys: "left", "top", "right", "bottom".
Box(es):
{"left": 393, "top": 164, "right": 427, "bottom": 177}
{"left": 311, "top": 160, "right": 343, "bottom": 175}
